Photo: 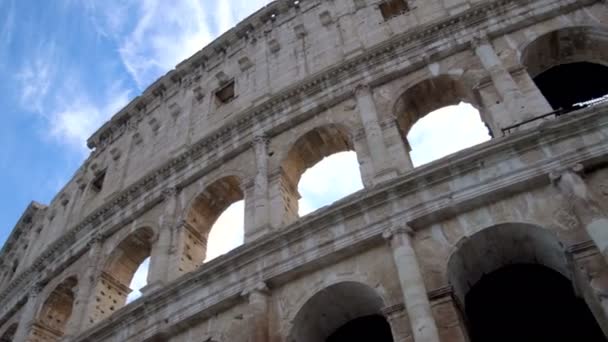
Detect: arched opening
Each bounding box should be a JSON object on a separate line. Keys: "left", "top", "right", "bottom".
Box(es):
{"left": 298, "top": 152, "right": 363, "bottom": 216}
{"left": 126, "top": 257, "right": 150, "bottom": 303}
{"left": 395, "top": 76, "right": 492, "bottom": 167}
{"left": 184, "top": 176, "right": 244, "bottom": 271}
{"left": 466, "top": 264, "right": 605, "bottom": 342}
{"left": 448, "top": 224, "right": 606, "bottom": 341}
{"left": 0, "top": 323, "right": 17, "bottom": 342}
{"left": 280, "top": 125, "right": 363, "bottom": 223}
{"left": 31, "top": 277, "right": 77, "bottom": 341}
{"left": 88, "top": 227, "right": 154, "bottom": 326}
{"left": 522, "top": 26, "right": 608, "bottom": 110}
{"left": 288, "top": 282, "right": 394, "bottom": 342}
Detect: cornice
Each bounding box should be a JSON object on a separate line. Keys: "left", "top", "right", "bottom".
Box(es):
{"left": 85, "top": 0, "right": 576, "bottom": 150}
{"left": 0, "top": 0, "right": 602, "bottom": 323}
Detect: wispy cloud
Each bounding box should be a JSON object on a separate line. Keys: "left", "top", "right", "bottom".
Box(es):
{"left": 0, "top": 0, "right": 16, "bottom": 53}
{"left": 48, "top": 82, "right": 132, "bottom": 153}
{"left": 86, "top": 0, "right": 271, "bottom": 90}
{"left": 15, "top": 42, "right": 57, "bottom": 113}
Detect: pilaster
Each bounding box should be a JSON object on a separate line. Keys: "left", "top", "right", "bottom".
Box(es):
{"left": 550, "top": 164, "right": 608, "bottom": 262}
{"left": 245, "top": 134, "right": 272, "bottom": 242}
{"left": 14, "top": 285, "right": 42, "bottom": 342}
{"left": 145, "top": 187, "right": 180, "bottom": 292}
{"left": 65, "top": 234, "right": 103, "bottom": 336}
{"left": 472, "top": 36, "right": 551, "bottom": 132}
{"left": 242, "top": 282, "right": 270, "bottom": 342}
{"left": 355, "top": 84, "right": 399, "bottom": 183}
{"left": 383, "top": 226, "right": 440, "bottom": 342}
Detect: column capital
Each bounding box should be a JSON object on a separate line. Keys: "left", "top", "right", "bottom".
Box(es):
{"left": 382, "top": 225, "right": 414, "bottom": 242}
{"left": 30, "top": 283, "right": 44, "bottom": 298}
{"left": 354, "top": 83, "right": 373, "bottom": 97}
{"left": 86, "top": 233, "right": 104, "bottom": 248}
{"left": 252, "top": 134, "right": 270, "bottom": 147}
{"left": 241, "top": 282, "right": 270, "bottom": 298}
{"left": 380, "top": 303, "right": 406, "bottom": 318}
{"left": 471, "top": 34, "right": 491, "bottom": 49}
{"left": 550, "top": 163, "right": 585, "bottom": 185}
{"left": 161, "top": 186, "right": 180, "bottom": 200}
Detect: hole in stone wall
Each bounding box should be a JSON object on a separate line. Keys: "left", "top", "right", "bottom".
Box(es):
{"left": 379, "top": 0, "right": 410, "bottom": 20}
{"left": 407, "top": 103, "right": 491, "bottom": 167}
{"left": 215, "top": 81, "right": 235, "bottom": 104}
{"left": 465, "top": 264, "right": 605, "bottom": 342}
{"left": 91, "top": 170, "right": 106, "bottom": 193}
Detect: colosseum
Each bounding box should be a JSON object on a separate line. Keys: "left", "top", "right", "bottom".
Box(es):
{"left": 2, "top": 0, "right": 608, "bottom": 341}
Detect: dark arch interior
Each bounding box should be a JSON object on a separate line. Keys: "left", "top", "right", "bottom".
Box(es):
{"left": 465, "top": 264, "right": 606, "bottom": 342}
{"left": 534, "top": 62, "right": 608, "bottom": 110}
{"left": 326, "top": 315, "right": 393, "bottom": 342}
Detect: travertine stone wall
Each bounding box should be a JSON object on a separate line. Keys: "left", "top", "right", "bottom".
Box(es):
{"left": 1, "top": 0, "right": 608, "bottom": 341}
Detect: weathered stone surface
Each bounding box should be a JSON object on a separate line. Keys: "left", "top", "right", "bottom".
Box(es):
{"left": 1, "top": 0, "right": 608, "bottom": 341}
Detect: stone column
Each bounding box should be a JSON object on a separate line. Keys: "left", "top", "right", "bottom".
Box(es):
{"left": 355, "top": 84, "right": 397, "bottom": 183}
{"left": 13, "top": 285, "right": 42, "bottom": 342}
{"left": 473, "top": 36, "right": 549, "bottom": 130}
{"left": 245, "top": 135, "right": 272, "bottom": 242}
{"left": 551, "top": 164, "right": 608, "bottom": 262}
{"left": 381, "top": 117, "right": 414, "bottom": 171}
{"left": 144, "top": 187, "right": 179, "bottom": 293}
{"left": 384, "top": 226, "right": 440, "bottom": 342}
{"left": 64, "top": 235, "right": 104, "bottom": 337}
{"left": 242, "top": 283, "right": 270, "bottom": 342}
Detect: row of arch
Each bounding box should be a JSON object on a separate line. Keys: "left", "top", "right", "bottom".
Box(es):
{"left": 19, "top": 224, "right": 608, "bottom": 341}
{"left": 8, "top": 24, "right": 608, "bottom": 340}
{"left": 288, "top": 224, "right": 607, "bottom": 342}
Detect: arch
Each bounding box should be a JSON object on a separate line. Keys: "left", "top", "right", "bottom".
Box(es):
{"left": 393, "top": 75, "right": 490, "bottom": 139}
{"left": 521, "top": 26, "right": 608, "bottom": 109}
{"left": 184, "top": 175, "right": 245, "bottom": 267}
{"left": 447, "top": 223, "right": 606, "bottom": 341}
{"left": 288, "top": 281, "right": 393, "bottom": 342}
{"left": 87, "top": 227, "right": 154, "bottom": 326}
{"left": 31, "top": 276, "right": 78, "bottom": 341}
{"left": 0, "top": 323, "right": 17, "bottom": 342}
{"left": 278, "top": 124, "right": 361, "bottom": 223}
{"left": 447, "top": 223, "right": 568, "bottom": 308}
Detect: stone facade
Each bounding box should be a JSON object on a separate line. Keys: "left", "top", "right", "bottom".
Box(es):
{"left": 1, "top": 0, "right": 608, "bottom": 341}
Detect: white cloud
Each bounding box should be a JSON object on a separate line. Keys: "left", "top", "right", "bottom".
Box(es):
{"left": 48, "top": 83, "right": 131, "bottom": 153}
{"left": 15, "top": 42, "right": 57, "bottom": 113}
{"left": 298, "top": 152, "right": 363, "bottom": 216}
{"left": 87, "top": 0, "right": 272, "bottom": 90}
{"left": 408, "top": 103, "right": 491, "bottom": 167}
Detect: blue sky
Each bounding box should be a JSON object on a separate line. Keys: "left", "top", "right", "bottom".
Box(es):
{"left": 0, "top": 0, "right": 274, "bottom": 245}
